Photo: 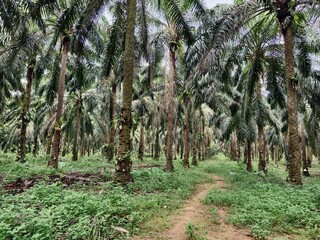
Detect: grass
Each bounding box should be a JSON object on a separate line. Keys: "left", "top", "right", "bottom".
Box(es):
{"left": 204, "top": 153, "right": 320, "bottom": 240}
{"left": 0, "top": 152, "right": 115, "bottom": 183}
{"left": 0, "top": 152, "right": 213, "bottom": 240}
{"left": 1, "top": 151, "right": 320, "bottom": 240}
{"left": 186, "top": 223, "right": 208, "bottom": 240}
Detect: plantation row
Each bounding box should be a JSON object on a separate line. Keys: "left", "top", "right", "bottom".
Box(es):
{"left": 0, "top": 1, "right": 319, "bottom": 185}
{"left": 1, "top": 0, "right": 320, "bottom": 239}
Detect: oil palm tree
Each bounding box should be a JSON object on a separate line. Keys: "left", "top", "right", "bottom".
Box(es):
{"left": 112, "top": 0, "right": 137, "bottom": 183}
{"left": 100, "top": 3, "right": 126, "bottom": 162}
{"left": 256, "top": 0, "right": 320, "bottom": 183}
{"left": 0, "top": 0, "right": 58, "bottom": 162}
{"left": 48, "top": 0, "right": 110, "bottom": 168}
{"left": 150, "top": 0, "right": 199, "bottom": 171}
{"left": 187, "top": 0, "right": 319, "bottom": 184}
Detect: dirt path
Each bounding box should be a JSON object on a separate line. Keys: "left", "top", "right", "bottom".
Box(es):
{"left": 133, "top": 175, "right": 253, "bottom": 240}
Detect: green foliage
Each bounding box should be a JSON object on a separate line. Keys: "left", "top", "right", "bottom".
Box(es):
{"left": 307, "top": 226, "right": 320, "bottom": 240}
{"left": 204, "top": 155, "right": 320, "bottom": 239}
{"left": 0, "top": 153, "right": 57, "bottom": 183}
{"left": 209, "top": 207, "right": 220, "bottom": 224}
{"left": 185, "top": 223, "right": 208, "bottom": 240}
{"left": 186, "top": 223, "right": 197, "bottom": 240}
{"left": 130, "top": 165, "right": 209, "bottom": 196}
{"left": 0, "top": 153, "right": 113, "bottom": 183}
{"left": 0, "top": 153, "right": 213, "bottom": 239}
{"left": 0, "top": 182, "right": 138, "bottom": 239}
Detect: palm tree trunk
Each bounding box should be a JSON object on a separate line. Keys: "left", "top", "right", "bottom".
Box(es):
{"left": 87, "top": 146, "right": 90, "bottom": 156}
{"left": 307, "top": 146, "right": 312, "bottom": 167}
{"left": 258, "top": 125, "right": 266, "bottom": 173}
{"left": 107, "top": 83, "right": 117, "bottom": 161}
{"left": 80, "top": 139, "right": 85, "bottom": 157}
{"left": 113, "top": 0, "right": 136, "bottom": 183}
{"left": 180, "top": 140, "right": 183, "bottom": 159}
{"left": 254, "top": 142, "right": 258, "bottom": 160}
{"left": 154, "top": 125, "right": 160, "bottom": 159}
{"left": 138, "top": 116, "right": 144, "bottom": 161}
{"left": 198, "top": 117, "right": 204, "bottom": 161}
{"left": 198, "top": 139, "right": 202, "bottom": 161}
{"left": 274, "top": 144, "right": 279, "bottom": 167}
{"left": 148, "top": 135, "right": 152, "bottom": 157}
{"left": 237, "top": 138, "right": 241, "bottom": 162}
{"left": 32, "top": 129, "right": 39, "bottom": 155}
{"left": 151, "top": 143, "right": 154, "bottom": 158}
{"left": 16, "top": 59, "right": 35, "bottom": 163}
{"left": 301, "top": 121, "right": 309, "bottom": 176}
{"left": 62, "top": 137, "right": 67, "bottom": 156}
{"left": 265, "top": 141, "right": 269, "bottom": 164}
{"left": 244, "top": 140, "right": 248, "bottom": 164}
{"left": 28, "top": 141, "right": 31, "bottom": 153}
{"left": 183, "top": 96, "right": 190, "bottom": 167}
{"left": 48, "top": 36, "right": 69, "bottom": 168}
{"left": 165, "top": 46, "right": 176, "bottom": 171}
{"left": 279, "top": 11, "right": 302, "bottom": 184}
{"left": 231, "top": 132, "right": 237, "bottom": 161}
{"left": 0, "top": 87, "right": 3, "bottom": 116}
{"left": 45, "top": 111, "right": 55, "bottom": 156}
{"left": 174, "top": 119, "right": 178, "bottom": 160}
{"left": 46, "top": 133, "right": 52, "bottom": 155}
{"left": 176, "top": 139, "right": 179, "bottom": 156}
{"left": 256, "top": 77, "right": 266, "bottom": 173}
{"left": 247, "top": 141, "right": 252, "bottom": 172}
{"left": 206, "top": 134, "right": 211, "bottom": 158}
{"left": 201, "top": 120, "right": 205, "bottom": 161}
{"left": 72, "top": 102, "right": 81, "bottom": 161}
{"left": 191, "top": 125, "right": 197, "bottom": 166}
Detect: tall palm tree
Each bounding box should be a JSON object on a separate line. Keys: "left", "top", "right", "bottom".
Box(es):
{"left": 151, "top": 0, "right": 199, "bottom": 171}
{"left": 183, "top": 95, "right": 190, "bottom": 167}
{"left": 113, "top": 0, "right": 137, "bottom": 183}
{"left": 0, "top": 0, "right": 56, "bottom": 162}
{"left": 49, "top": 0, "right": 109, "bottom": 168}
{"left": 165, "top": 23, "right": 179, "bottom": 171}
{"left": 16, "top": 58, "right": 36, "bottom": 163}
{"left": 48, "top": 34, "right": 70, "bottom": 168}
{"left": 274, "top": 0, "right": 301, "bottom": 184}
{"left": 261, "top": 0, "right": 319, "bottom": 184}
{"left": 100, "top": 3, "right": 126, "bottom": 161}
{"left": 187, "top": 0, "right": 319, "bottom": 184}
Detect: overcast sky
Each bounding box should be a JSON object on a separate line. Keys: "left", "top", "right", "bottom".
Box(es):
{"left": 203, "top": 0, "right": 234, "bottom": 8}
{"left": 102, "top": 1, "right": 234, "bottom": 22}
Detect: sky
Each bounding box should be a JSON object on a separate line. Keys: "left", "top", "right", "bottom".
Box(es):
{"left": 204, "top": 0, "right": 234, "bottom": 8}
{"left": 102, "top": 0, "right": 235, "bottom": 22}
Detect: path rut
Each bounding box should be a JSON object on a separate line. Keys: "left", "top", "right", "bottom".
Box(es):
{"left": 133, "top": 175, "right": 253, "bottom": 240}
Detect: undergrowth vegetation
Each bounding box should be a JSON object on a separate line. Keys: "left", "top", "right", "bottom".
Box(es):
{"left": 0, "top": 153, "right": 212, "bottom": 239}
{"left": 1, "top": 152, "right": 320, "bottom": 239}
{"left": 186, "top": 223, "right": 208, "bottom": 240}
{"left": 0, "top": 152, "right": 114, "bottom": 183}
{"left": 204, "top": 154, "right": 320, "bottom": 239}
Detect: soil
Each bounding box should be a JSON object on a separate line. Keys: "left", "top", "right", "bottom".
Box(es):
{"left": 2, "top": 164, "right": 162, "bottom": 194}
{"left": 133, "top": 175, "right": 253, "bottom": 240}
{"left": 3, "top": 172, "right": 106, "bottom": 194}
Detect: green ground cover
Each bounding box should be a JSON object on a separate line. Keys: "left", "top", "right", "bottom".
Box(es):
{"left": 204, "top": 154, "right": 320, "bottom": 240}
{"left": 1, "top": 152, "right": 319, "bottom": 240}
{"left": 0, "top": 153, "right": 212, "bottom": 240}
